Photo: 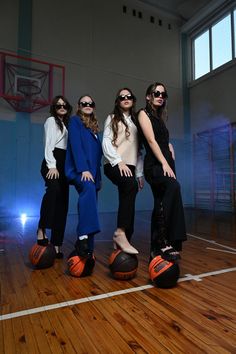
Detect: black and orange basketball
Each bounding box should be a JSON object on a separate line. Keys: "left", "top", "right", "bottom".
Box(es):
{"left": 109, "top": 250, "right": 138, "bottom": 280}
{"left": 29, "top": 243, "right": 56, "bottom": 269}
{"left": 149, "top": 255, "right": 180, "bottom": 288}
{"left": 67, "top": 251, "right": 95, "bottom": 277}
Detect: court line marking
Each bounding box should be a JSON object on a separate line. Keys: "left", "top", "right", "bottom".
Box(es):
{"left": 187, "top": 233, "right": 236, "bottom": 252}
{"left": 206, "top": 247, "right": 236, "bottom": 255}
{"left": 1, "top": 266, "right": 236, "bottom": 322}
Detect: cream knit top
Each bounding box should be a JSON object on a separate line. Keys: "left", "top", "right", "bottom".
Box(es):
{"left": 102, "top": 114, "right": 143, "bottom": 177}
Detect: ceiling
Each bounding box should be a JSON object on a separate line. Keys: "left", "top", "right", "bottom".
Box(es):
{"left": 139, "top": 0, "right": 213, "bottom": 21}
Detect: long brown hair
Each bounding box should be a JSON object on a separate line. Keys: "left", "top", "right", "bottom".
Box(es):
{"left": 110, "top": 87, "right": 136, "bottom": 146}
{"left": 77, "top": 95, "right": 99, "bottom": 133}
{"left": 145, "top": 82, "right": 168, "bottom": 122}
{"left": 49, "top": 95, "right": 72, "bottom": 131}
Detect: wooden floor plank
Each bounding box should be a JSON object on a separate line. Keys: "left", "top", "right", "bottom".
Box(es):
{"left": 56, "top": 307, "right": 100, "bottom": 354}
{"left": 2, "top": 319, "right": 17, "bottom": 354}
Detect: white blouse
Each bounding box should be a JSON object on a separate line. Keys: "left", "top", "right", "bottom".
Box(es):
{"left": 44, "top": 116, "right": 68, "bottom": 169}
{"left": 102, "top": 114, "right": 143, "bottom": 178}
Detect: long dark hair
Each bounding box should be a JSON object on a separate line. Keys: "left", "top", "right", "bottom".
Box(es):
{"left": 77, "top": 95, "right": 99, "bottom": 134}
{"left": 49, "top": 95, "right": 72, "bottom": 131}
{"left": 110, "top": 87, "right": 136, "bottom": 146}
{"left": 145, "top": 82, "right": 168, "bottom": 122}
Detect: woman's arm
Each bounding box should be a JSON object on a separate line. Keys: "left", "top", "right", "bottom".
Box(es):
{"left": 169, "top": 143, "right": 175, "bottom": 160}
{"left": 68, "top": 117, "right": 89, "bottom": 173}
{"left": 44, "top": 117, "right": 59, "bottom": 179}
{"left": 44, "top": 117, "right": 57, "bottom": 168}
{"left": 138, "top": 110, "right": 175, "bottom": 178}
{"left": 135, "top": 151, "right": 144, "bottom": 190}
{"left": 102, "top": 115, "right": 122, "bottom": 166}
{"left": 68, "top": 117, "right": 95, "bottom": 182}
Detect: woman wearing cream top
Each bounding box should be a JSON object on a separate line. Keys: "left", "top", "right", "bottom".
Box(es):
{"left": 102, "top": 88, "right": 144, "bottom": 254}
{"left": 37, "top": 95, "right": 72, "bottom": 258}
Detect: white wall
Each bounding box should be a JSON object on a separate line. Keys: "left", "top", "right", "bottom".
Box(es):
{"left": 0, "top": 0, "right": 18, "bottom": 52}
{"left": 190, "top": 64, "right": 236, "bottom": 133}
{"left": 31, "top": 0, "right": 184, "bottom": 135}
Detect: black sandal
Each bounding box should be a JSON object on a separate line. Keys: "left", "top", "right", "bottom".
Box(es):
{"left": 154, "top": 243, "right": 181, "bottom": 262}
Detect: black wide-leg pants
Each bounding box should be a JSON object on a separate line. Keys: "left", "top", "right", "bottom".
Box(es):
{"left": 104, "top": 164, "right": 138, "bottom": 241}
{"left": 38, "top": 148, "right": 69, "bottom": 246}
{"left": 145, "top": 168, "right": 187, "bottom": 253}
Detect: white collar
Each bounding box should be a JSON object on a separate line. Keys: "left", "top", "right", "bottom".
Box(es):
{"left": 123, "top": 113, "right": 131, "bottom": 120}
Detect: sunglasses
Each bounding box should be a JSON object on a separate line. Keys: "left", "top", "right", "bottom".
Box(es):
{"left": 118, "top": 94, "right": 134, "bottom": 101}
{"left": 152, "top": 91, "right": 168, "bottom": 99}
{"left": 80, "top": 101, "right": 95, "bottom": 108}
{"left": 55, "top": 104, "right": 69, "bottom": 110}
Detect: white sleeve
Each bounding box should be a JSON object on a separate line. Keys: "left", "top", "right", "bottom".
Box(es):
{"left": 135, "top": 150, "right": 144, "bottom": 178}
{"left": 102, "top": 115, "right": 122, "bottom": 166}
{"left": 44, "top": 117, "right": 57, "bottom": 169}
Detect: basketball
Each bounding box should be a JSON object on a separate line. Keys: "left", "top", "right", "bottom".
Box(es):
{"left": 29, "top": 243, "right": 56, "bottom": 269}
{"left": 67, "top": 251, "right": 95, "bottom": 277}
{"left": 149, "top": 255, "right": 180, "bottom": 288}
{"left": 109, "top": 250, "right": 138, "bottom": 280}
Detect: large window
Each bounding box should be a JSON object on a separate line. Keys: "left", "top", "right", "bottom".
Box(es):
{"left": 194, "top": 30, "right": 210, "bottom": 79}
{"left": 192, "top": 9, "right": 236, "bottom": 80}
{"left": 212, "top": 14, "right": 232, "bottom": 69}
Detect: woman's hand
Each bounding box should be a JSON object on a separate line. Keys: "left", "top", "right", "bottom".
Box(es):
{"left": 137, "top": 176, "right": 144, "bottom": 190}
{"left": 162, "top": 162, "right": 176, "bottom": 179}
{"left": 118, "top": 162, "right": 133, "bottom": 177}
{"left": 46, "top": 168, "right": 59, "bottom": 179}
{"left": 81, "top": 171, "right": 94, "bottom": 182}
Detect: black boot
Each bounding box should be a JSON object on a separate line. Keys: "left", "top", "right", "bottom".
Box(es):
{"left": 75, "top": 238, "right": 91, "bottom": 258}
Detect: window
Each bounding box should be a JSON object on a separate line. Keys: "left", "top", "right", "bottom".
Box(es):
{"left": 194, "top": 30, "right": 210, "bottom": 79}
{"left": 192, "top": 8, "right": 236, "bottom": 80}
{"left": 212, "top": 14, "right": 232, "bottom": 69}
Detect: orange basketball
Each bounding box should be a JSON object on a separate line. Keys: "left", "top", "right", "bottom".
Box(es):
{"left": 149, "top": 255, "right": 180, "bottom": 288}
{"left": 29, "top": 243, "right": 56, "bottom": 269}
{"left": 67, "top": 251, "right": 95, "bottom": 277}
{"left": 109, "top": 250, "right": 138, "bottom": 280}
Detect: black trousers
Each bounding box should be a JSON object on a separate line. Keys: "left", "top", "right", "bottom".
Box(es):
{"left": 104, "top": 164, "right": 138, "bottom": 241}
{"left": 38, "top": 148, "right": 69, "bottom": 246}
{"left": 145, "top": 168, "right": 187, "bottom": 253}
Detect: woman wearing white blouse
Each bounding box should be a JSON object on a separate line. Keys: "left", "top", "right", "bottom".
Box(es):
{"left": 37, "top": 95, "right": 72, "bottom": 258}
{"left": 102, "top": 88, "right": 144, "bottom": 254}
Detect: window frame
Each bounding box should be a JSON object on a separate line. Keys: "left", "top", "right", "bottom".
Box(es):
{"left": 190, "top": 6, "right": 236, "bottom": 83}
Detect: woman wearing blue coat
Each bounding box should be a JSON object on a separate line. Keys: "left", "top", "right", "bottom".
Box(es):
{"left": 65, "top": 95, "right": 102, "bottom": 258}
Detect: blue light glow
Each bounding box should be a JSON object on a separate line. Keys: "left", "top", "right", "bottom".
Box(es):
{"left": 20, "top": 213, "right": 27, "bottom": 226}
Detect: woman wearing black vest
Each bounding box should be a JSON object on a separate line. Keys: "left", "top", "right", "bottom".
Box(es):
{"left": 138, "top": 82, "right": 186, "bottom": 261}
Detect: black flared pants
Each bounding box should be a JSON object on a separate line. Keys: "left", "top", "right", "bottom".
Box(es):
{"left": 104, "top": 164, "right": 138, "bottom": 241}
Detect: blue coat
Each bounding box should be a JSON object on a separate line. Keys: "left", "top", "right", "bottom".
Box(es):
{"left": 65, "top": 115, "right": 103, "bottom": 189}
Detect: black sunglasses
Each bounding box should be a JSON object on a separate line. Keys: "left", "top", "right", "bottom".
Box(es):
{"left": 152, "top": 91, "right": 168, "bottom": 99}
{"left": 80, "top": 101, "right": 95, "bottom": 108}
{"left": 55, "top": 104, "right": 69, "bottom": 109}
{"left": 118, "top": 94, "right": 134, "bottom": 101}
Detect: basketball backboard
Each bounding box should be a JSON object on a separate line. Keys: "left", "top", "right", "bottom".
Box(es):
{"left": 0, "top": 51, "right": 65, "bottom": 113}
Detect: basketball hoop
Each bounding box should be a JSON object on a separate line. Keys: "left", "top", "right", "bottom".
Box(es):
{"left": 0, "top": 51, "right": 65, "bottom": 113}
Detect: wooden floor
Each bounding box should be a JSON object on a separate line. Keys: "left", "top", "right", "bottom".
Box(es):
{"left": 0, "top": 209, "right": 236, "bottom": 353}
